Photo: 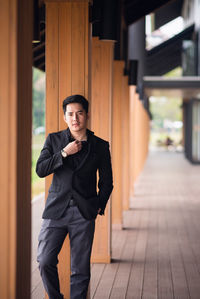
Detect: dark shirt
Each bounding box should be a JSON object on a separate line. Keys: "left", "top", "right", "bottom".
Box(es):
{"left": 66, "top": 129, "right": 89, "bottom": 170}
{"left": 61, "top": 130, "right": 89, "bottom": 209}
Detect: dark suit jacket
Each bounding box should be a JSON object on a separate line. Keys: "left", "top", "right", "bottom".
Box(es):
{"left": 36, "top": 128, "right": 113, "bottom": 220}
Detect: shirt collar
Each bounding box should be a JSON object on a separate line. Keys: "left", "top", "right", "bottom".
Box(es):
{"left": 66, "top": 127, "right": 89, "bottom": 143}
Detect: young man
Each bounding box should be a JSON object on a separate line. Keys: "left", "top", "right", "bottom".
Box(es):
{"left": 36, "top": 94, "right": 113, "bottom": 299}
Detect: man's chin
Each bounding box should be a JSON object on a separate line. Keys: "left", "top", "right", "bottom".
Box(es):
{"left": 70, "top": 127, "right": 82, "bottom": 132}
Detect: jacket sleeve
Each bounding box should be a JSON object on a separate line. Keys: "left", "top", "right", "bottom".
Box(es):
{"left": 97, "top": 142, "right": 113, "bottom": 215}
{"left": 36, "top": 134, "right": 64, "bottom": 178}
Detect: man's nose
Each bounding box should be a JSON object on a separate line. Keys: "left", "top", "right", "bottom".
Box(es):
{"left": 73, "top": 113, "right": 78, "bottom": 120}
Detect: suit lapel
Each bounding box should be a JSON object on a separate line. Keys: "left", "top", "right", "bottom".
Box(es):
{"left": 61, "top": 128, "right": 70, "bottom": 149}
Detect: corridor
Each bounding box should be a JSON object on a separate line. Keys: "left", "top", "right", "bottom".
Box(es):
{"left": 32, "top": 151, "right": 200, "bottom": 299}
{"left": 90, "top": 151, "right": 200, "bottom": 299}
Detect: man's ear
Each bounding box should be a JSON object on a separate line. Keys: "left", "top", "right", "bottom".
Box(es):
{"left": 86, "top": 112, "right": 90, "bottom": 120}
{"left": 63, "top": 114, "right": 67, "bottom": 124}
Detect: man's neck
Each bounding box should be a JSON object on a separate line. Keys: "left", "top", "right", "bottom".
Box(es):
{"left": 70, "top": 129, "right": 87, "bottom": 141}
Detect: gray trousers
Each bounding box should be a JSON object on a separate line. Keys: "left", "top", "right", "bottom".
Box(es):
{"left": 37, "top": 205, "right": 95, "bottom": 299}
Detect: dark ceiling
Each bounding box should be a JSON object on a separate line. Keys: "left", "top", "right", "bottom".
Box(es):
{"left": 123, "top": 0, "right": 172, "bottom": 25}
{"left": 32, "top": 0, "right": 186, "bottom": 73}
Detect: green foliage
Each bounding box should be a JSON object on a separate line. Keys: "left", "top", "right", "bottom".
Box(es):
{"left": 164, "top": 67, "right": 182, "bottom": 77}
{"left": 32, "top": 134, "right": 45, "bottom": 183}
{"left": 32, "top": 134, "right": 45, "bottom": 197}
{"left": 32, "top": 67, "right": 45, "bottom": 130}
{"left": 149, "top": 66, "right": 183, "bottom": 147}
{"left": 150, "top": 97, "right": 182, "bottom": 129}
{"left": 32, "top": 68, "right": 45, "bottom": 197}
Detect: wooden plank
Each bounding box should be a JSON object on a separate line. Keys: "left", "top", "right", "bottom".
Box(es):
{"left": 126, "top": 205, "right": 150, "bottom": 299}
{"left": 157, "top": 206, "right": 174, "bottom": 299}
{"left": 71, "top": 1, "right": 86, "bottom": 94}
{"left": 93, "top": 230, "right": 128, "bottom": 298}
{"left": 31, "top": 281, "right": 45, "bottom": 299}
{"left": 166, "top": 197, "right": 190, "bottom": 299}
{"left": 129, "top": 85, "right": 136, "bottom": 200}
{"left": 0, "top": 0, "right": 33, "bottom": 298}
{"left": 90, "top": 264, "right": 105, "bottom": 298}
{"left": 46, "top": 2, "right": 59, "bottom": 134}
{"left": 91, "top": 37, "right": 114, "bottom": 263}
{"left": 142, "top": 197, "right": 158, "bottom": 299}
{"left": 112, "top": 61, "right": 124, "bottom": 228}
{"left": 0, "top": 1, "right": 16, "bottom": 297}
{"left": 179, "top": 195, "right": 200, "bottom": 275}
{"left": 122, "top": 75, "right": 130, "bottom": 211}
{"left": 174, "top": 196, "right": 200, "bottom": 299}
{"left": 109, "top": 210, "right": 141, "bottom": 299}
{"left": 58, "top": 2, "right": 72, "bottom": 128}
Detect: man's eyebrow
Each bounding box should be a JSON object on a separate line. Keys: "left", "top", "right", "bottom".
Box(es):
{"left": 67, "top": 110, "right": 83, "bottom": 113}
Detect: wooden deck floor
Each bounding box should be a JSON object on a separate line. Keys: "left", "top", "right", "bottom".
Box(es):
{"left": 32, "top": 151, "right": 200, "bottom": 299}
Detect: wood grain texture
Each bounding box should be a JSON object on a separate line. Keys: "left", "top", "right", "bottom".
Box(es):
{"left": 112, "top": 61, "right": 125, "bottom": 228}
{"left": 0, "top": 0, "right": 32, "bottom": 298}
{"left": 129, "top": 88, "right": 150, "bottom": 199}
{"left": 0, "top": 1, "right": 16, "bottom": 297}
{"left": 129, "top": 85, "right": 137, "bottom": 200}
{"left": 122, "top": 75, "right": 130, "bottom": 211}
{"left": 90, "top": 37, "right": 114, "bottom": 263}
{"left": 45, "top": 2, "right": 90, "bottom": 298}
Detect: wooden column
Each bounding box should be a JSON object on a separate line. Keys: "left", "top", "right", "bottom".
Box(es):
{"left": 130, "top": 89, "right": 150, "bottom": 194}
{"left": 132, "top": 93, "right": 143, "bottom": 182}
{"left": 122, "top": 75, "right": 130, "bottom": 211}
{"left": 134, "top": 95, "right": 150, "bottom": 181}
{"left": 90, "top": 37, "right": 114, "bottom": 263}
{"left": 129, "top": 86, "right": 137, "bottom": 202}
{"left": 112, "top": 61, "right": 124, "bottom": 229}
{"left": 45, "top": 1, "right": 90, "bottom": 298}
{"left": 0, "top": 0, "right": 33, "bottom": 298}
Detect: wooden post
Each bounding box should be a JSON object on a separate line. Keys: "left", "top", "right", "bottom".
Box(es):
{"left": 90, "top": 37, "right": 114, "bottom": 263}
{"left": 134, "top": 95, "right": 150, "bottom": 181}
{"left": 45, "top": 1, "right": 90, "bottom": 297}
{"left": 130, "top": 90, "right": 150, "bottom": 195}
{"left": 129, "top": 85, "right": 137, "bottom": 201}
{"left": 112, "top": 61, "right": 124, "bottom": 229}
{"left": 122, "top": 75, "right": 130, "bottom": 211}
{"left": 0, "top": 0, "right": 33, "bottom": 298}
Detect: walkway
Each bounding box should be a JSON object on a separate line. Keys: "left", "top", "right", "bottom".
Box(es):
{"left": 32, "top": 151, "right": 200, "bottom": 299}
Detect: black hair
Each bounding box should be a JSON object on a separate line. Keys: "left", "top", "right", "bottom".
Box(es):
{"left": 63, "top": 94, "right": 89, "bottom": 114}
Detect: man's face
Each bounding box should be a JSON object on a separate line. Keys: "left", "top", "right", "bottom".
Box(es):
{"left": 64, "top": 103, "right": 88, "bottom": 134}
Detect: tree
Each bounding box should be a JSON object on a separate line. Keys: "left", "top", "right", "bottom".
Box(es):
{"left": 32, "top": 67, "right": 45, "bottom": 131}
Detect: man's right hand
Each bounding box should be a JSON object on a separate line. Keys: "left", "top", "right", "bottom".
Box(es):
{"left": 63, "top": 140, "right": 82, "bottom": 156}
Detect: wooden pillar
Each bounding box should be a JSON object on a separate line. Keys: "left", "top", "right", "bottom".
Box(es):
{"left": 0, "top": 0, "right": 33, "bottom": 298}
{"left": 45, "top": 1, "right": 90, "bottom": 298}
{"left": 129, "top": 86, "right": 137, "bottom": 201}
{"left": 90, "top": 37, "right": 114, "bottom": 263}
{"left": 112, "top": 61, "right": 124, "bottom": 229}
{"left": 133, "top": 93, "right": 144, "bottom": 181}
{"left": 130, "top": 90, "right": 150, "bottom": 189}
{"left": 122, "top": 75, "right": 130, "bottom": 211}
{"left": 136, "top": 97, "right": 150, "bottom": 179}
{"left": 129, "top": 86, "right": 150, "bottom": 202}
